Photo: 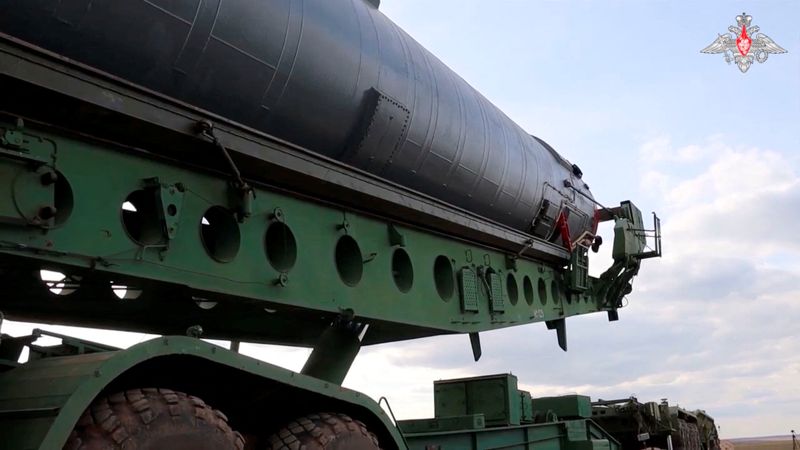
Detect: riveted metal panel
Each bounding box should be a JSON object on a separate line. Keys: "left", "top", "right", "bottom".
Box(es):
{"left": 459, "top": 267, "right": 479, "bottom": 313}
{"left": 345, "top": 88, "right": 411, "bottom": 173}
{"left": 570, "top": 247, "right": 590, "bottom": 292}
{"left": 488, "top": 271, "right": 504, "bottom": 313}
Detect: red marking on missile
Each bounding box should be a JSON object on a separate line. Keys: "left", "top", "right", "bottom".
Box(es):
{"left": 555, "top": 211, "right": 573, "bottom": 253}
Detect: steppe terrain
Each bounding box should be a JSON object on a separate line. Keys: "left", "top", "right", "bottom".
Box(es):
{"left": 723, "top": 435, "right": 795, "bottom": 450}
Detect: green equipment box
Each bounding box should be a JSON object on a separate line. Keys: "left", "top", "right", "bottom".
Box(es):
{"left": 434, "top": 374, "right": 522, "bottom": 426}
{"left": 532, "top": 394, "right": 592, "bottom": 419}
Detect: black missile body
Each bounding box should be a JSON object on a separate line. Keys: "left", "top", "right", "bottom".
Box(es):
{"left": 0, "top": 0, "right": 595, "bottom": 241}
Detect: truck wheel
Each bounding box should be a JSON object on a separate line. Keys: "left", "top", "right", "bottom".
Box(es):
{"left": 265, "top": 412, "right": 381, "bottom": 450}
{"left": 64, "top": 388, "right": 245, "bottom": 450}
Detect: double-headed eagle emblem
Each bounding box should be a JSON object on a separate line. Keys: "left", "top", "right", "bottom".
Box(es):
{"left": 701, "top": 13, "right": 786, "bottom": 73}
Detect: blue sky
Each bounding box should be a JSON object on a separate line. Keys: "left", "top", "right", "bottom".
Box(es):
{"left": 5, "top": 0, "right": 798, "bottom": 441}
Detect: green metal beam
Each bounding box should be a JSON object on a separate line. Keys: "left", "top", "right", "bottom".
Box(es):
{"left": 0, "top": 118, "right": 625, "bottom": 347}
{"left": 401, "top": 419, "right": 620, "bottom": 450}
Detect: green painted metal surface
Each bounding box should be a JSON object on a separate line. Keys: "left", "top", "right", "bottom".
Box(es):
{"left": 533, "top": 395, "right": 593, "bottom": 420}
{"left": 434, "top": 374, "right": 522, "bottom": 427}
{"left": 398, "top": 414, "right": 486, "bottom": 434}
{"left": 402, "top": 419, "right": 620, "bottom": 450}
{"left": 520, "top": 390, "right": 534, "bottom": 423}
{"left": 406, "top": 376, "right": 620, "bottom": 450}
{"left": 0, "top": 336, "right": 405, "bottom": 450}
{"left": 0, "top": 116, "right": 634, "bottom": 347}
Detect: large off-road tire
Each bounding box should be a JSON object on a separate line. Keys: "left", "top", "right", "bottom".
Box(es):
{"left": 265, "top": 412, "right": 381, "bottom": 450}
{"left": 64, "top": 388, "right": 245, "bottom": 450}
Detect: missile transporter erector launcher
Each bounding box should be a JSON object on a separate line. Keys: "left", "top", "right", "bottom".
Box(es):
{"left": 0, "top": 0, "right": 660, "bottom": 448}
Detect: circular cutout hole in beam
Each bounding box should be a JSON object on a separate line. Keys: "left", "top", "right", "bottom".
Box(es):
{"left": 392, "top": 248, "right": 414, "bottom": 293}
{"left": 121, "top": 190, "right": 164, "bottom": 245}
{"left": 538, "top": 278, "right": 547, "bottom": 305}
{"left": 433, "top": 256, "right": 454, "bottom": 301}
{"left": 110, "top": 281, "right": 143, "bottom": 300}
{"left": 551, "top": 280, "right": 561, "bottom": 304}
{"left": 40, "top": 270, "right": 79, "bottom": 296}
{"left": 506, "top": 273, "right": 519, "bottom": 305}
{"left": 265, "top": 222, "right": 297, "bottom": 272}
{"left": 53, "top": 171, "right": 74, "bottom": 226}
{"left": 335, "top": 235, "right": 363, "bottom": 287}
{"left": 200, "top": 206, "right": 241, "bottom": 263}
{"left": 523, "top": 276, "right": 534, "bottom": 306}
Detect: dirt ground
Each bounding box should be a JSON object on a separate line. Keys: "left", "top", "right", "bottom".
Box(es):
{"left": 723, "top": 437, "right": 795, "bottom": 450}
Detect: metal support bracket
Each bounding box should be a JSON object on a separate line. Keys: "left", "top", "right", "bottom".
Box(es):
{"left": 301, "top": 313, "right": 367, "bottom": 385}
{"left": 469, "top": 332, "right": 482, "bottom": 361}
{"left": 143, "top": 177, "right": 185, "bottom": 240}
{"left": 545, "top": 318, "right": 568, "bottom": 352}
{"left": 197, "top": 120, "right": 255, "bottom": 222}
{"left": 0, "top": 118, "right": 26, "bottom": 151}
{"left": 388, "top": 224, "right": 405, "bottom": 247}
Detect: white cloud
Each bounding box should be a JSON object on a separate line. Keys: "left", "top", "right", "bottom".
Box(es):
{"left": 637, "top": 137, "right": 800, "bottom": 257}
{"left": 639, "top": 135, "right": 727, "bottom": 164}
{"left": 625, "top": 137, "right": 800, "bottom": 436}
{"left": 641, "top": 169, "right": 672, "bottom": 195}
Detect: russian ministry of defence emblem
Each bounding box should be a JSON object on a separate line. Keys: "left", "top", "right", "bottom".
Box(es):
{"left": 701, "top": 13, "right": 786, "bottom": 73}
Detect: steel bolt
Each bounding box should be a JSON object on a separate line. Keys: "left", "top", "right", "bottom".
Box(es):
{"left": 275, "top": 273, "right": 289, "bottom": 287}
